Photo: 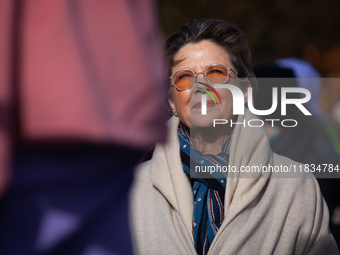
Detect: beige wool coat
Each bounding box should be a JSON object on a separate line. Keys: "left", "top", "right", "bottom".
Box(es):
{"left": 130, "top": 109, "right": 339, "bottom": 255}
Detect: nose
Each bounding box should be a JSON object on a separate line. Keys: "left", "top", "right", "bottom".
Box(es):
{"left": 194, "top": 81, "right": 211, "bottom": 95}
{"left": 194, "top": 71, "right": 209, "bottom": 90}
{"left": 195, "top": 70, "right": 205, "bottom": 79}
{"left": 196, "top": 81, "right": 209, "bottom": 88}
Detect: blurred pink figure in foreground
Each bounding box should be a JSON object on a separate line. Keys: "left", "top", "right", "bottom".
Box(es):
{"left": 0, "top": 0, "right": 167, "bottom": 254}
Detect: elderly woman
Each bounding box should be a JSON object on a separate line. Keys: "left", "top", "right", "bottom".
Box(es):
{"left": 130, "top": 19, "right": 338, "bottom": 255}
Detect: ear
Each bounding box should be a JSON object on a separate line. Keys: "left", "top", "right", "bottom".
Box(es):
{"left": 241, "top": 80, "right": 251, "bottom": 105}
{"left": 168, "top": 98, "right": 177, "bottom": 116}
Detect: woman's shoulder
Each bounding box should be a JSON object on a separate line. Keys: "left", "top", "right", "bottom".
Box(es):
{"left": 263, "top": 153, "right": 324, "bottom": 215}
{"left": 134, "top": 160, "right": 152, "bottom": 178}
{"left": 264, "top": 154, "right": 338, "bottom": 254}
{"left": 272, "top": 152, "right": 313, "bottom": 177}
{"left": 130, "top": 160, "right": 153, "bottom": 197}
{"left": 130, "top": 160, "right": 154, "bottom": 219}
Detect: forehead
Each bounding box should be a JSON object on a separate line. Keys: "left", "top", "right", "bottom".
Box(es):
{"left": 173, "top": 40, "right": 232, "bottom": 72}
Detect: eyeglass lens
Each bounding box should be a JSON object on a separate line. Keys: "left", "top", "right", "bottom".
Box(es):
{"left": 173, "top": 65, "right": 230, "bottom": 90}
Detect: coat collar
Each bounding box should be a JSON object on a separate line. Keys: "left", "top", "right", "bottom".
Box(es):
{"left": 150, "top": 109, "right": 274, "bottom": 239}
{"left": 150, "top": 116, "right": 194, "bottom": 236}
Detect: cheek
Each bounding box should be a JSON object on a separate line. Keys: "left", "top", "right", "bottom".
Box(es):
{"left": 173, "top": 90, "right": 191, "bottom": 109}
{"left": 218, "top": 90, "right": 235, "bottom": 116}
{"left": 173, "top": 90, "right": 191, "bottom": 126}
{"left": 218, "top": 90, "right": 233, "bottom": 104}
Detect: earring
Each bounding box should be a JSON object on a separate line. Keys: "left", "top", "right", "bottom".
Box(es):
{"left": 173, "top": 110, "right": 177, "bottom": 115}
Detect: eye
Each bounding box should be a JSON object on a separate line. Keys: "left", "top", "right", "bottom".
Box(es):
{"left": 207, "top": 67, "right": 228, "bottom": 79}
{"left": 176, "top": 71, "right": 194, "bottom": 81}
{"left": 210, "top": 68, "right": 224, "bottom": 74}
{"left": 179, "top": 73, "right": 191, "bottom": 79}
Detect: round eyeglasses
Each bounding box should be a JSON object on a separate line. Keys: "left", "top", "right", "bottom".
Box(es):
{"left": 169, "top": 63, "right": 238, "bottom": 91}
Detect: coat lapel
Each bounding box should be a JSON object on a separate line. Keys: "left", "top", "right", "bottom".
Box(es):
{"left": 210, "top": 109, "right": 274, "bottom": 249}
{"left": 150, "top": 116, "right": 194, "bottom": 239}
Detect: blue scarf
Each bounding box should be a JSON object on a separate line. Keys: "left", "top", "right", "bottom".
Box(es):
{"left": 178, "top": 123, "right": 231, "bottom": 255}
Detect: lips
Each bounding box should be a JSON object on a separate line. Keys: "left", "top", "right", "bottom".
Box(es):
{"left": 192, "top": 100, "right": 216, "bottom": 109}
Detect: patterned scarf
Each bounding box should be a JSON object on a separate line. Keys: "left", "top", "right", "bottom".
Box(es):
{"left": 178, "top": 123, "right": 232, "bottom": 255}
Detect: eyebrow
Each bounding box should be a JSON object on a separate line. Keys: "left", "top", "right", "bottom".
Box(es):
{"left": 172, "top": 57, "right": 186, "bottom": 68}
{"left": 170, "top": 57, "right": 187, "bottom": 75}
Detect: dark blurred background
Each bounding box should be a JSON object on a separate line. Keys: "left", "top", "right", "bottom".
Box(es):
{"left": 156, "top": 0, "right": 340, "bottom": 115}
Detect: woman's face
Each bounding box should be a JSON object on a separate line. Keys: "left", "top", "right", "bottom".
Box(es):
{"left": 169, "top": 40, "right": 249, "bottom": 130}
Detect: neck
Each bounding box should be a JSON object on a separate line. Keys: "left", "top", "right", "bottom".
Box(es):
{"left": 190, "top": 124, "right": 233, "bottom": 155}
